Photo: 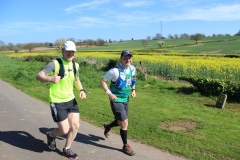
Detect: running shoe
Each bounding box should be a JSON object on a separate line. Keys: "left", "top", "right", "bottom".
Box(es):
{"left": 62, "top": 148, "right": 78, "bottom": 160}
{"left": 122, "top": 144, "right": 136, "bottom": 156}
{"left": 46, "top": 132, "right": 56, "bottom": 150}
{"left": 103, "top": 124, "right": 111, "bottom": 138}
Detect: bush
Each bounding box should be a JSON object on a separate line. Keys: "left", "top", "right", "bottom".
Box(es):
{"left": 157, "top": 41, "right": 165, "bottom": 47}
{"left": 179, "top": 76, "right": 240, "bottom": 102}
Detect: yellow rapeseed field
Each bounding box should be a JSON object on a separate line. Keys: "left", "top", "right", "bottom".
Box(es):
{"left": 8, "top": 51, "right": 240, "bottom": 81}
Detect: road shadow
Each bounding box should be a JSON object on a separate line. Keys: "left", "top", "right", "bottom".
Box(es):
{"left": 39, "top": 127, "right": 121, "bottom": 152}
{"left": 0, "top": 130, "right": 61, "bottom": 155}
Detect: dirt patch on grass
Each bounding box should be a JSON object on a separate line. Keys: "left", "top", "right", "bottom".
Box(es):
{"left": 200, "top": 50, "right": 222, "bottom": 54}
{"left": 160, "top": 119, "right": 197, "bottom": 131}
{"left": 185, "top": 43, "right": 204, "bottom": 47}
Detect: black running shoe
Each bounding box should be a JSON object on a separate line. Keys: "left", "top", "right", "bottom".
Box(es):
{"left": 46, "top": 132, "right": 56, "bottom": 150}
{"left": 103, "top": 124, "right": 111, "bottom": 138}
{"left": 62, "top": 148, "right": 78, "bottom": 160}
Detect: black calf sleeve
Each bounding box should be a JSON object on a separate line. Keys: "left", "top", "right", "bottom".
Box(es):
{"left": 109, "top": 120, "right": 119, "bottom": 128}
{"left": 120, "top": 129, "right": 127, "bottom": 145}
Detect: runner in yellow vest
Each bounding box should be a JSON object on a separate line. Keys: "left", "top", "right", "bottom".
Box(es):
{"left": 36, "top": 41, "right": 86, "bottom": 160}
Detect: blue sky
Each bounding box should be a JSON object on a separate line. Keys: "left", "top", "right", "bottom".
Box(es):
{"left": 1, "top": 0, "right": 240, "bottom": 44}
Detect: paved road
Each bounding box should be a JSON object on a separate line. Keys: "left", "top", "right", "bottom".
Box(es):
{"left": 0, "top": 79, "right": 188, "bottom": 160}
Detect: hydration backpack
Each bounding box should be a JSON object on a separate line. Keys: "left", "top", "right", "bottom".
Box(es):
{"left": 56, "top": 58, "right": 76, "bottom": 79}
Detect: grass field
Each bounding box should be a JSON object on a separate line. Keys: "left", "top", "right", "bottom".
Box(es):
{"left": 0, "top": 36, "right": 240, "bottom": 160}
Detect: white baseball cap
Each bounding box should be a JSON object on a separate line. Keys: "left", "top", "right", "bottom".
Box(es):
{"left": 63, "top": 41, "right": 77, "bottom": 52}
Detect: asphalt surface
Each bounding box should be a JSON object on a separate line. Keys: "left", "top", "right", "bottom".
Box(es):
{"left": 0, "top": 79, "right": 188, "bottom": 160}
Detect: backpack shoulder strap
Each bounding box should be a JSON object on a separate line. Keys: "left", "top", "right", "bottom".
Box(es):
{"left": 56, "top": 58, "right": 65, "bottom": 79}
{"left": 72, "top": 60, "right": 76, "bottom": 77}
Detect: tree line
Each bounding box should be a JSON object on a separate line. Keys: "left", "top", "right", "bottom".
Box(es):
{"left": 0, "top": 30, "right": 239, "bottom": 52}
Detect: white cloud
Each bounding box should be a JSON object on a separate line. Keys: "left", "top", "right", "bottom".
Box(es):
{"left": 167, "top": 4, "right": 240, "bottom": 21}
{"left": 122, "top": 1, "right": 153, "bottom": 7}
{"left": 64, "top": 0, "right": 109, "bottom": 13}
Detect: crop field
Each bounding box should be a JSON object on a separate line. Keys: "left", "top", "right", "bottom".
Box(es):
{"left": 8, "top": 51, "right": 240, "bottom": 81}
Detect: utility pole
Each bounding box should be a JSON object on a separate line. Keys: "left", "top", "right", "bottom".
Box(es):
{"left": 160, "top": 21, "right": 162, "bottom": 39}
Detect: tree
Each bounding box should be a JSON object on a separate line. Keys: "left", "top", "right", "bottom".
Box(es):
{"left": 13, "top": 46, "right": 20, "bottom": 53}
{"left": 97, "top": 38, "right": 105, "bottom": 46}
{"left": 0, "top": 40, "right": 6, "bottom": 51}
{"left": 67, "top": 38, "right": 75, "bottom": 42}
{"left": 190, "top": 33, "right": 203, "bottom": 44}
{"left": 234, "top": 29, "right": 240, "bottom": 36}
{"left": 85, "top": 39, "right": 95, "bottom": 47}
{"left": 141, "top": 40, "right": 148, "bottom": 50}
{"left": 55, "top": 38, "right": 65, "bottom": 53}
{"left": 180, "top": 33, "right": 189, "bottom": 38}
{"left": 16, "top": 43, "right": 24, "bottom": 50}
{"left": 7, "top": 42, "right": 15, "bottom": 50}
{"left": 168, "top": 34, "right": 173, "bottom": 39}
{"left": 23, "top": 43, "right": 36, "bottom": 52}
{"left": 154, "top": 33, "right": 162, "bottom": 40}
{"left": 146, "top": 36, "right": 151, "bottom": 40}
{"left": 48, "top": 43, "right": 53, "bottom": 47}
{"left": 157, "top": 41, "right": 165, "bottom": 48}
{"left": 173, "top": 34, "right": 178, "bottom": 38}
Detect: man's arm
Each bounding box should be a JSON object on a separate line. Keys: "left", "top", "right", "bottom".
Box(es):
{"left": 75, "top": 78, "right": 86, "bottom": 99}
{"left": 100, "top": 78, "right": 117, "bottom": 101}
{"left": 36, "top": 71, "right": 60, "bottom": 83}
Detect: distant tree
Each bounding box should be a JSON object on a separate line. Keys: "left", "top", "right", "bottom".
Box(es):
{"left": 49, "top": 43, "right": 53, "bottom": 48}
{"left": 109, "top": 39, "right": 112, "bottom": 43}
{"left": 55, "top": 38, "right": 66, "bottom": 53}
{"left": 154, "top": 33, "right": 162, "bottom": 40}
{"left": 168, "top": 34, "right": 173, "bottom": 39}
{"left": 190, "top": 33, "right": 203, "bottom": 44}
{"left": 86, "top": 39, "right": 95, "bottom": 47}
{"left": 13, "top": 46, "right": 20, "bottom": 53}
{"left": 131, "top": 38, "right": 134, "bottom": 40}
{"left": 225, "top": 34, "right": 231, "bottom": 36}
{"left": 44, "top": 42, "right": 49, "bottom": 47}
{"left": 212, "top": 34, "right": 216, "bottom": 37}
{"left": 217, "top": 34, "right": 224, "bottom": 37}
{"left": 97, "top": 38, "right": 105, "bottom": 46}
{"left": 141, "top": 40, "right": 148, "bottom": 50}
{"left": 16, "top": 43, "right": 24, "bottom": 51}
{"left": 157, "top": 41, "right": 165, "bottom": 48}
{"left": 180, "top": 33, "right": 189, "bottom": 38}
{"left": 173, "top": 34, "right": 178, "bottom": 38}
{"left": 146, "top": 36, "right": 151, "bottom": 40}
{"left": 76, "top": 39, "right": 82, "bottom": 46}
{"left": 7, "top": 43, "right": 15, "bottom": 50}
{"left": 0, "top": 40, "right": 6, "bottom": 51}
{"left": 24, "top": 43, "right": 36, "bottom": 52}
{"left": 67, "top": 38, "right": 75, "bottom": 42}
{"left": 234, "top": 29, "right": 240, "bottom": 36}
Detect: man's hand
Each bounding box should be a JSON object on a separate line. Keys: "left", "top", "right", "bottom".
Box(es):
{"left": 131, "top": 90, "right": 136, "bottom": 98}
{"left": 108, "top": 93, "right": 117, "bottom": 101}
{"left": 79, "top": 91, "right": 86, "bottom": 100}
{"left": 50, "top": 73, "right": 61, "bottom": 83}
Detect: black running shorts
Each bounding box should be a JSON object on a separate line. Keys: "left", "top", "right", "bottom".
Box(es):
{"left": 50, "top": 98, "right": 79, "bottom": 122}
{"left": 110, "top": 101, "right": 128, "bottom": 121}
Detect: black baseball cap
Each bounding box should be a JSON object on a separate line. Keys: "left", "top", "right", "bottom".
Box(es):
{"left": 121, "top": 50, "right": 133, "bottom": 57}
